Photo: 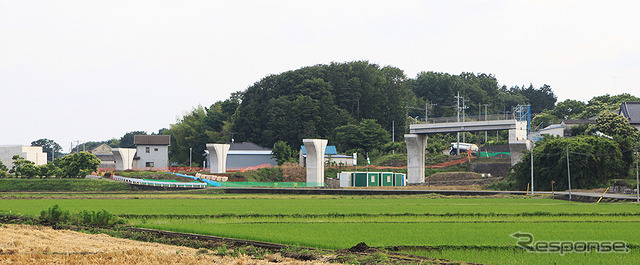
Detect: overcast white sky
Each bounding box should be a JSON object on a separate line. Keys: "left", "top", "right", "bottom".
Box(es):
{"left": 1, "top": 0, "right": 639, "bottom": 152}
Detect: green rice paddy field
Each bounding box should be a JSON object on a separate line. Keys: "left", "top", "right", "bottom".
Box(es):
{"left": 1, "top": 194, "right": 639, "bottom": 264}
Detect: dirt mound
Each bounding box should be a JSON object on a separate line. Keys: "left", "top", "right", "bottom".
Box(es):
{"left": 347, "top": 242, "right": 379, "bottom": 253}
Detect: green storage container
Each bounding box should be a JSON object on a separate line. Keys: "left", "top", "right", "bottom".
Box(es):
{"left": 353, "top": 172, "right": 368, "bottom": 187}
{"left": 380, "top": 172, "right": 394, "bottom": 186}
{"left": 367, "top": 172, "right": 379, "bottom": 187}
{"left": 393, "top": 173, "right": 405, "bottom": 186}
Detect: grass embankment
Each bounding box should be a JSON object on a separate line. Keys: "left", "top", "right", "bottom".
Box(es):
{"left": 2, "top": 194, "right": 639, "bottom": 264}
{"left": 0, "top": 178, "right": 135, "bottom": 192}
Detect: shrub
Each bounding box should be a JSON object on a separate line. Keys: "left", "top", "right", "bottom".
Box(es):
{"left": 241, "top": 167, "right": 283, "bottom": 182}
{"left": 280, "top": 162, "right": 305, "bottom": 182}
{"left": 40, "top": 205, "right": 70, "bottom": 224}
{"left": 487, "top": 179, "right": 515, "bottom": 191}
{"left": 77, "top": 209, "right": 124, "bottom": 227}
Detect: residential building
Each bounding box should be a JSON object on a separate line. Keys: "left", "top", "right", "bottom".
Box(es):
{"left": 133, "top": 135, "right": 170, "bottom": 168}
{"left": 90, "top": 143, "right": 115, "bottom": 169}
{"left": 619, "top": 101, "right": 640, "bottom": 131}
{"left": 226, "top": 142, "right": 277, "bottom": 169}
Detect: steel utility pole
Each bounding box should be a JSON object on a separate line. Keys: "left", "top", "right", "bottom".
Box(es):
{"left": 566, "top": 145, "right": 572, "bottom": 201}
{"left": 461, "top": 98, "right": 468, "bottom": 142}
{"left": 530, "top": 145, "right": 534, "bottom": 197}
{"left": 482, "top": 104, "right": 491, "bottom": 143}
{"left": 392, "top": 120, "right": 395, "bottom": 155}
{"left": 636, "top": 143, "right": 639, "bottom": 203}
{"left": 392, "top": 120, "right": 395, "bottom": 142}
{"left": 454, "top": 92, "right": 463, "bottom": 156}
{"left": 425, "top": 101, "right": 437, "bottom": 124}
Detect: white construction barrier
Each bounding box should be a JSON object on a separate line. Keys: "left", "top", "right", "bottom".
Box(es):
{"left": 112, "top": 175, "right": 207, "bottom": 188}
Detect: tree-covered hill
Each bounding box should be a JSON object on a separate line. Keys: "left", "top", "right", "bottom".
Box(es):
{"left": 233, "top": 61, "right": 409, "bottom": 148}
{"left": 164, "top": 61, "right": 559, "bottom": 165}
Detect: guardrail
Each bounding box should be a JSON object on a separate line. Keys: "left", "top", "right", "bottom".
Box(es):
{"left": 112, "top": 175, "right": 207, "bottom": 189}
{"left": 412, "top": 114, "right": 516, "bottom": 125}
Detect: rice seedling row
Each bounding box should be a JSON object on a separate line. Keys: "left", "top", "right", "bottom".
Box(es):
{"left": 3, "top": 196, "right": 640, "bottom": 216}
{"left": 2, "top": 194, "right": 640, "bottom": 264}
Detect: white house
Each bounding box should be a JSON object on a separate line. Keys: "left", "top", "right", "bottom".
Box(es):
{"left": 0, "top": 145, "right": 48, "bottom": 167}
{"left": 133, "top": 135, "right": 170, "bottom": 168}
{"left": 539, "top": 123, "right": 567, "bottom": 137}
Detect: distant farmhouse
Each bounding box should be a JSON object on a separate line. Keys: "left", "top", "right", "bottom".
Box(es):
{"left": 133, "top": 135, "right": 171, "bottom": 168}
{"left": 619, "top": 101, "right": 640, "bottom": 131}
{"left": 224, "top": 142, "right": 277, "bottom": 169}
{"left": 90, "top": 144, "right": 115, "bottom": 169}
{"left": 532, "top": 101, "right": 640, "bottom": 140}
{"left": 0, "top": 145, "right": 48, "bottom": 167}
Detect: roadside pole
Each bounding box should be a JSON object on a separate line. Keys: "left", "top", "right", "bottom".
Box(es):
{"left": 636, "top": 143, "right": 640, "bottom": 203}
{"left": 530, "top": 147, "right": 534, "bottom": 197}
{"left": 567, "top": 145, "right": 572, "bottom": 201}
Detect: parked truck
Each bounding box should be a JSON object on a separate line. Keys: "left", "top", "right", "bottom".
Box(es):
{"left": 449, "top": 142, "right": 479, "bottom": 156}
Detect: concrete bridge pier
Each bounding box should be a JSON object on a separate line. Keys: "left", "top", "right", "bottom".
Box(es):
{"left": 112, "top": 148, "right": 136, "bottom": 170}
{"left": 206, "top": 144, "right": 230, "bottom": 173}
{"left": 303, "top": 139, "right": 328, "bottom": 187}
{"left": 508, "top": 121, "right": 531, "bottom": 165}
{"left": 405, "top": 134, "right": 427, "bottom": 184}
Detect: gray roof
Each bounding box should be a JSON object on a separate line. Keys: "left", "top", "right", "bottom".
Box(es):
{"left": 134, "top": 135, "right": 171, "bottom": 145}
{"left": 95, "top": 154, "right": 115, "bottom": 161}
{"left": 541, "top": 123, "right": 566, "bottom": 131}
{"left": 619, "top": 102, "right": 640, "bottom": 124}
{"left": 563, "top": 119, "right": 595, "bottom": 125}
{"left": 229, "top": 142, "right": 271, "bottom": 151}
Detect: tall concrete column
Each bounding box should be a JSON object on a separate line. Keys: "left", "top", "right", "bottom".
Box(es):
{"left": 508, "top": 121, "right": 530, "bottom": 165}
{"left": 303, "top": 139, "right": 328, "bottom": 187}
{"left": 405, "top": 134, "right": 427, "bottom": 184}
{"left": 112, "top": 148, "right": 136, "bottom": 170}
{"left": 206, "top": 144, "right": 230, "bottom": 173}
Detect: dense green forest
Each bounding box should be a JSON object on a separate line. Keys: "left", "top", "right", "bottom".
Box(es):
{"left": 163, "top": 61, "right": 559, "bottom": 165}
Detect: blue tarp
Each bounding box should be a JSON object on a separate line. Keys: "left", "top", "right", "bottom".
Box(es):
{"left": 171, "top": 172, "right": 221, "bottom": 187}
{"left": 300, "top": 145, "right": 338, "bottom": 155}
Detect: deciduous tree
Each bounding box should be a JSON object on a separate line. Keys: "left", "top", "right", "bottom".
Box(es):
{"left": 55, "top": 152, "right": 100, "bottom": 178}
{"left": 31, "top": 139, "right": 63, "bottom": 162}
